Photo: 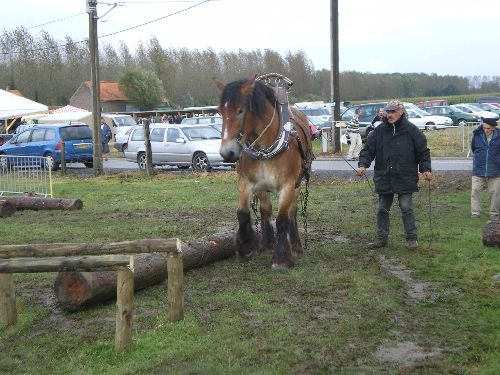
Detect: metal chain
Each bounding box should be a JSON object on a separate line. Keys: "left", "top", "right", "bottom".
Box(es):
{"left": 299, "top": 178, "right": 310, "bottom": 252}
{"left": 251, "top": 194, "right": 261, "bottom": 234}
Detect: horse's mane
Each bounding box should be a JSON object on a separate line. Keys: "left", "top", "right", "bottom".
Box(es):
{"left": 219, "top": 79, "right": 276, "bottom": 120}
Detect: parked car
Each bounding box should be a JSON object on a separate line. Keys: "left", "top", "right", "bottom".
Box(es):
{"left": 295, "top": 106, "right": 331, "bottom": 123}
{"left": 405, "top": 108, "right": 453, "bottom": 130}
{"left": 123, "top": 123, "right": 234, "bottom": 171}
{"left": 103, "top": 114, "right": 137, "bottom": 136}
{"left": 0, "top": 123, "right": 93, "bottom": 171}
{"left": 452, "top": 104, "right": 499, "bottom": 121}
{"left": 180, "top": 115, "right": 222, "bottom": 126}
{"left": 113, "top": 127, "right": 134, "bottom": 152}
{"left": 415, "top": 99, "right": 448, "bottom": 110}
{"left": 472, "top": 103, "right": 500, "bottom": 116}
{"left": 426, "top": 106, "right": 481, "bottom": 126}
{"left": 0, "top": 134, "right": 13, "bottom": 146}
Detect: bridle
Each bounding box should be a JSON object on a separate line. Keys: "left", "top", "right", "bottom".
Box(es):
{"left": 227, "top": 74, "right": 294, "bottom": 160}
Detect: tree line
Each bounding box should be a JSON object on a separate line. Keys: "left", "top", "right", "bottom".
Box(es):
{"left": 1, "top": 27, "right": 499, "bottom": 109}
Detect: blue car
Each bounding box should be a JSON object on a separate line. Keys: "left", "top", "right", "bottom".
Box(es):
{"left": 0, "top": 123, "right": 94, "bottom": 171}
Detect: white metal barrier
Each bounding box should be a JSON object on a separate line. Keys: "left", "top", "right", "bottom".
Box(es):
{"left": 0, "top": 155, "right": 53, "bottom": 198}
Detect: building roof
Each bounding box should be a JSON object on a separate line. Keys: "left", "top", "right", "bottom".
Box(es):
{"left": 52, "top": 105, "right": 87, "bottom": 113}
{"left": 84, "top": 81, "right": 129, "bottom": 102}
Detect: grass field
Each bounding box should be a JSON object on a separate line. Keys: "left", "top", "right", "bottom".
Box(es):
{"left": 0, "top": 171, "right": 498, "bottom": 374}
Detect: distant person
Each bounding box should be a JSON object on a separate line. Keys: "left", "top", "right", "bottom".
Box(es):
{"left": 346, "top": 108, "right": 363, "bottom": 161}
{"left": 100, "top": 118, "right": 112, "bottom": 160}
{"left": 470, "top": 117, "right": 500, "bottom": 218}
{"left": 356, "top": 100, "right": 432, "bottom": 250}
{"left": 371, "top": 108, "right": 386, "bottom": 126}
{"left": 162, "top": 115, "right": 169, "bottom": 123}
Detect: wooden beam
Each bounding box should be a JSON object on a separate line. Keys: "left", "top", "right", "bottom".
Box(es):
{"left": 0, "top": 255, "right": 131, "bottom": 273}
{"left": 115, "top": 265, "right": 134, "bottom": 351}
{"left": 0, "top": 238, "right": 180, "bottom": 259}
{"left": 0, "top": 273, "right": 17, "bottom": 326}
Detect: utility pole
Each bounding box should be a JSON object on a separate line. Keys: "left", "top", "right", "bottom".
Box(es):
{"left": 330, "top": 0, "right": 341, "bottom": 153}
{"left": 87, "top": 0, "right": 103, "bottom": 175}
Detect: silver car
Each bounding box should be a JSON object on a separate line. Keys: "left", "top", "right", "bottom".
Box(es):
{"left": 124, "top": 123, "right": 234, "bottom": 171}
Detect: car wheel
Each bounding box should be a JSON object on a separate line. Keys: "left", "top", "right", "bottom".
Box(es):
{"left": 44, "top": 153, "right": 59, "bottom": 171}
{"left": 192, "top": 152, "right": 211, "bottom": 172}
{"left": 83, "top": 161, "right": 93, "bottom": 168}
{"left": 457, "top": 119, "right": 467, "bottom": 127}
{"left": 425, "top": 123, "right": 436, "bottom": 131}
{"left": 137, "top": 152, "right": 147, "bottom": 171}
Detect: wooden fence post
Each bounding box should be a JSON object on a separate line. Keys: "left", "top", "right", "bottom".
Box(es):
{"left": 0, "top": 273, "right": 17, "bottom": 326}
{"left": 167, "top": 251, "right": 184, "bottom": 322}
{"left": 115, "top": 259, "right": 134, "bottom": 351}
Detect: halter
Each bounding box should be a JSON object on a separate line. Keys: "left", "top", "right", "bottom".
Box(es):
{"left": 236, "top": 73, "right": 295, "bottom": 160}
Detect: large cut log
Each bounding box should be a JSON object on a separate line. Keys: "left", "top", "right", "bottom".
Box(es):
{"left": 0, "top": 201, "right": 16, "bottom": 218}
{"left": 1, "top": 196, "right": 83, "bottom": 211}
{"left": 482, "top": 218, "right": 500, "bottom": 246}
{"left": 54, "top": 234, "right": 241, "bottom": 311}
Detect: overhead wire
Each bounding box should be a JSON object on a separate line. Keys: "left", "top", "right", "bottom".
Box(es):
{"left": 0, "top": 0, "right": 213, "bottom": 56}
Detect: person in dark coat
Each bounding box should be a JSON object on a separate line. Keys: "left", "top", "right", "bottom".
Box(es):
{"left": 356, "top": 100, "right": 433, "bottom": 250}
{"left": 470, "top": 117, "right": 500, "bottom": 218}
{"left": 100, "top": 117, "right": 112, "bottom": 158}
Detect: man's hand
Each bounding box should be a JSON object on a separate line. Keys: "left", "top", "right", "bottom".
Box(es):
{"left": 422, "top": 171, "right": 432, "bottom": 181}
{"left": 357, "top": 166, "right": 366, "bottom": 176}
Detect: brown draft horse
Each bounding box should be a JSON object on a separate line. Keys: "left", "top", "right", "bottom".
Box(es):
{"left": 215, "top": 75, "right": 313, "bottom": 269}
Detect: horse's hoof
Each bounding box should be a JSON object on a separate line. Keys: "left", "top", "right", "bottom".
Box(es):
{"left": 271, "top": 261, "right": 294, "bottom": 270}
{"left": 237, "top": 251, "right": 253, "bottom": 262}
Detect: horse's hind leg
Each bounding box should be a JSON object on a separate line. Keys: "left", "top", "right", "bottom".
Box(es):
{"left": 272, "top": 187, "right": 297, "bottom": 269}
{"left": 256, "top": 191, "right": 274, "bottom": 250}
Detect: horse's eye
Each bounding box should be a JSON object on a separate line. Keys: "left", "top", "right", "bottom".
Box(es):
{"left": 237, "top": 108, "right": 244, "bottom": 115}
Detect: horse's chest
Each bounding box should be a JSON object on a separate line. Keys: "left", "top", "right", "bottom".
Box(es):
{"left": 250, "top": 165, "right": 280, "bottom": 192}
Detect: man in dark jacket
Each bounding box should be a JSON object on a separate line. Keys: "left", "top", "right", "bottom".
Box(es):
{"left": 470, "top": 117, "right": 500, "bottom": 218}
{"left": 356, "top": 100, "right": 433, "bottom": 250}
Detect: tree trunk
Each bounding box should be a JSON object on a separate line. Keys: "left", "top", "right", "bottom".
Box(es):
{"left": 54, "top": 233, "right": 239, "bottom": 311}
{"left": 0, "top": 196, "right": 83, "bottom": 210}
{"left": 0, "top": 201, "right": 16, "bottom": 218}
{"left": 482, "top": 218, "right": 500, "bottom": 246}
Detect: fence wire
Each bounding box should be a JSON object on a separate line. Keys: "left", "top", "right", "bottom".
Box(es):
{"left": 0, "top": 155, "right": 53, "bottom": 197}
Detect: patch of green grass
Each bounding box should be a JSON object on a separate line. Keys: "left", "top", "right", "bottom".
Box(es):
{"left": 0, "top": 172, "right": 498, "bottom": 374}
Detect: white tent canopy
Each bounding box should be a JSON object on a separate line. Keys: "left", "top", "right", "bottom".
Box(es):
{"left": 0, "top": 89, "right": 48, "bottom": 120}
{"left": 37, "top": 111, "right": 93, "bottom": 126}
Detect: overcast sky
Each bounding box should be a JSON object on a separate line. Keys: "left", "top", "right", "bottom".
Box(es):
{"left": 2, "top": 0, "right": 499, "bottom": 77}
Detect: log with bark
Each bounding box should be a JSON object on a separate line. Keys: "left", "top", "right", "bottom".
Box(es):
{"left": 54, "top": 233, "right": 244, "bottom": 311}
{"left": 482, "top": 218, "right": 500, "bottom": 246}
{"left": 0, "top": 200, "right": 16, "bottom": 218}
{"left": 1, "top": 196, "right": 83, "bottom": 211}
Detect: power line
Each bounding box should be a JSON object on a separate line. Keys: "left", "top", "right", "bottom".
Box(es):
{"left": 26, "top": 12, "right": 86, "bottom": 30}
{"left": 0, "top": 0, "right": 212, "bottom": 56}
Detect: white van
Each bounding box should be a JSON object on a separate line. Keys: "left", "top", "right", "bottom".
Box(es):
{"left": 102, "top": 114, "right": 137, "bottom": 136}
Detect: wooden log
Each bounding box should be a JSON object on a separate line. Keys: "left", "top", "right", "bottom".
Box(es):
{"left": 0, "top": 201, "right": 16, "bottom": 218}
{"left": 0, "top": 238, "right": 179, "bottom": 259}
{"left": 115, "top": 267, "right": 134, "bottom": 351}
{"left": 54, "top": 233, "right": 239, "bottom": 311}
{"left": 483, "top": 218, "right": 500, "bottom": 246}
{"left": 0, "top": 273, "right": 17, "bottom": 326}
{"left": 0, "top": 255, "right": 131, "bottom": 273}
{"left": 0, "top": 196, "right": 83, "bottom": 211}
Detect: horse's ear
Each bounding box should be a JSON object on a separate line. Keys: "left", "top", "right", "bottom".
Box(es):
{"left": 213, "top": 78, "right": 225, "bottom": 92}
{"left": 240, "top": 75, "right": 257, "bottom": 96}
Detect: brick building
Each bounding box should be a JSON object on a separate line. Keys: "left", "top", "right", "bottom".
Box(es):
{"left": 69, "top": 81, "right": 139, "bottom": 113}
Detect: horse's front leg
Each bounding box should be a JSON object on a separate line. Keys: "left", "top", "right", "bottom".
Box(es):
{"left": 256, "top": 191, "right": 274, "bottom": 250}
{"left": 236, "top": 183, "right": 260, "bottom": 259}
{"left": 272, "top": 185, "right": 298, "bottom": 269}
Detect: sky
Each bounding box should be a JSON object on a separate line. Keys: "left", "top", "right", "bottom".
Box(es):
{"left": 2, "top": 0, "right": 500, "bottom": 77}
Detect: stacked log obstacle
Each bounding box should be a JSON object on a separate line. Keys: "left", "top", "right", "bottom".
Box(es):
{"left": 483, "top": 218, "right": 500, "bottom": 246}
{"left": 0, "top": 201, "right": 16, "bottom": 218}
{"left": 0, "top": 196, "right": 83, "bottom": 211}
{"left": 0, "top": 238, "right": 182, "bottom": 351}
{"left": 54, "top": 234, "right": 238, "bottom": 311}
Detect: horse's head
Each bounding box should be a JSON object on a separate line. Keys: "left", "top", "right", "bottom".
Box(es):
{"left": 214, "top": 77, "right": 275, "bottom": 162}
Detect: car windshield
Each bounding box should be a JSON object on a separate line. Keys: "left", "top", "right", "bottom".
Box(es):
{"left": 60, "top": 126, "right": 93, "bottom": 140}
{"left": 450, "top": 105, "right": 466, "bottom": 113}
{"left": 300, "top": 108, "right": 329, "bottom": 116}
{"left": 181, "top": 126, "right": 221, "bottom": 140}
{"left": 465, "top": 105, "right": 483, "bottom": 112}
{"left": 113, "top": 116, "right": 136, "bottom": 126}
{"left": 414, "top": 108, "right": 432, "bottom": 116}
